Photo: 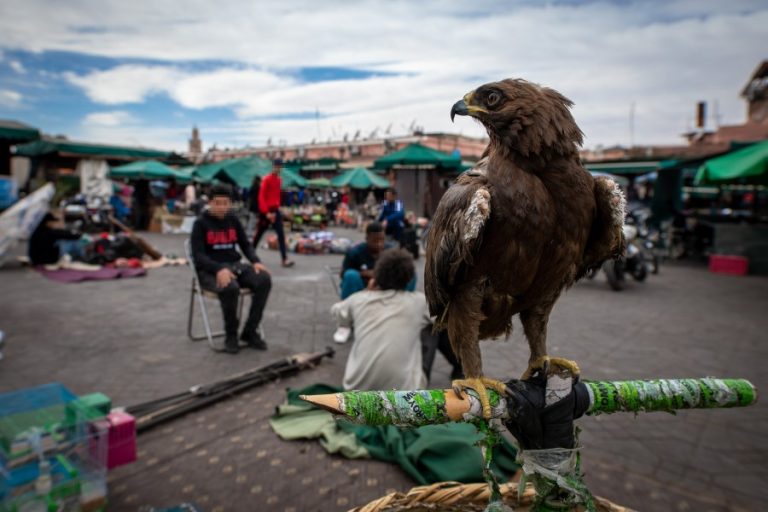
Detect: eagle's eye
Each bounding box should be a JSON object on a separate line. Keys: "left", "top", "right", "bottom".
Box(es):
{"left": 486, "top": 92, "right": 501, "bottom": 107}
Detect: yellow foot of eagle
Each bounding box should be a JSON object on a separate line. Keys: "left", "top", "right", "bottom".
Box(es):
{"left": 452, "top": 377, "right": 509, "bottom": 419}
{"left": 521, "top": 356, "right": 580, "bottom": 380}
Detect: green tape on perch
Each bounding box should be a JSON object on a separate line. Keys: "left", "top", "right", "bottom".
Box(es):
{"left": 301, "top": 377, "right": 757, "bottom": 427}
{"left": 585, "top": 378, "right": 757, "bottom": 415}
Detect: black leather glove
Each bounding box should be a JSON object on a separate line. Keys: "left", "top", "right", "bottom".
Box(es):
{"left": 503, "top": 372, "right": 591, "bottom": 450}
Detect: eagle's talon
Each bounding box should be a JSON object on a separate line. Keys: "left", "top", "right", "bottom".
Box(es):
{"left": 521, "top": 356, "right": 580, "bottom": 380}
{"left": 451, "top": 377, "right": 508, "bottom": 419}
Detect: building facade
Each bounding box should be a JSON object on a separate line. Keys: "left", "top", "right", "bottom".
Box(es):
{"left": 199, "top": 132, "right": 488, "bottom": 168}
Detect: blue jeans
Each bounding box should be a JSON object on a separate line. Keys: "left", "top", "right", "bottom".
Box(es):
{"left": 340, "top": 269, "right": 416, "bottom": 299}
{"left": 56, "top": 240, "right": 84, "bottom": 261}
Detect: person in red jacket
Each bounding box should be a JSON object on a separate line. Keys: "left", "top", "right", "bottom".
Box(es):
{"left": 254, "top": 162, "right": 294, "bottom": 267}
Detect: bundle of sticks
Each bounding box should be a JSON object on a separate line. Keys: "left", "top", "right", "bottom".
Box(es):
{"left": 125, "top": 348, "right": 335, "bottom": 433}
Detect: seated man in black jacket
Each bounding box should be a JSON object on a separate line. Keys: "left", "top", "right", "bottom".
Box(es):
{"left": 191, "top": 184, "right": 271, "bottom": 354}
{"left": 28, "top": 212, "right": 82, "bottom": 266}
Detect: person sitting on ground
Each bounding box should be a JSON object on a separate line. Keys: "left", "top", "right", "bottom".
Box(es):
{"left": 339, "top": 221, "right": 386, "bottom": 300}
{"left": 332, "top": 249, "right": 435, "bottom": 391}
{"left": 378, "top": 187, "right": 405, "bottom": 242}
{"left": 28, "top": 212, "right": 82, "bottom": 266}
{"left": 190, "top": 184, "right": 272, "bottom": 354}
{"left": 340, "top": 222, "right": 417, "bottom": 300}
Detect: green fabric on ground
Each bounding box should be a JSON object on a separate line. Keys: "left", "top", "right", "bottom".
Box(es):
{"left": 275, "top": 384, "right": 519, "bottom": 485}
{"left": 270, "top": 404, "right": 369, "bottom": 459}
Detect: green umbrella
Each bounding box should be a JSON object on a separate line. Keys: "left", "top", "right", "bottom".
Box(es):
{"left": 331, "top": 167, "right": 390, "bottom": 189}
{"left": 306, "top": 177, "right": 331, "bottom": 188}
{"left": 695, "top": 140, "right": 768, "bottom": 185}
{"left": 373, "top": 143, "right": 461, "bottom": 170}
{"left": 110, "top": 160, "right": 181, "bottom": 180}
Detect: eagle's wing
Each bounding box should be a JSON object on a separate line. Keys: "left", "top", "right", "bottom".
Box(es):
{"left": 580, "top": 175, "right": 626, "bottom": 276}
{"left": 425, "top": 170, "right": 491, "bottom": 324}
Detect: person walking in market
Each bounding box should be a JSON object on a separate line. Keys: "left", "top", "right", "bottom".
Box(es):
{"left": 253, "top": 161, "right": 295, "bottom": 267}
{"left": 191, "top": 184, "right": 272, "bottom": 354}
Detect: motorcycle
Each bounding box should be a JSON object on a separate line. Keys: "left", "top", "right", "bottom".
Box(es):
{"left": 627, "top": 207, "right": 660, "bottom": 275}
{"left": 62, "top": 195, "right": 114, "bottom": 233}
{"left": 594, "top": 211, "right": 656, "bottom": 291}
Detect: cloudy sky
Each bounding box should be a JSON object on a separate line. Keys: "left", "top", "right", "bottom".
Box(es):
{"left": 0, "top": 1, "right": 766, "bottom": 153}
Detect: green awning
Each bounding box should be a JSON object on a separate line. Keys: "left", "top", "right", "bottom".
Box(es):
{"left": 15, "top": 139, "right": 169, "bottom": 160}
{"left": 193, "top": 157, "right": 307, "bottom": 189}
{"left": 193, "top": 156, "right": 273, "bottom": 188}
{"left": 306, "top": 177, "right": 331, "bottom": 188}
{"left": 0, "top": 120, "right": 40, "bottom": 143}
{"left": 695, "top": 140, "right": 768, "bottom": 185}
{"left": 279, "top": 168, "right": 308, "bottom": 189}
{"left": 110, "top": 160, "right": 183, "bottom": 180}
{"left": 583, "top": 161, "right": 660, "bottom": 176}
{"left": 331, "top": 167, "right": 390, "bottom": 189}
{"left": 374, "top": 143, "right": 461, "bottom": 169}
{"left": 173, "top": 166, "right": 196, "bottom": 184}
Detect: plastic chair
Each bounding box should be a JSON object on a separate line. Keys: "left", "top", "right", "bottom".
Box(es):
{"left": 184, "top": 239, "right": 251, "bottom": 350}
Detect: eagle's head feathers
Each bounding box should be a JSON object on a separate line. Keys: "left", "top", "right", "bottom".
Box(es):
{"left": 451, "top": 79, "right": 584, "bottom": 161}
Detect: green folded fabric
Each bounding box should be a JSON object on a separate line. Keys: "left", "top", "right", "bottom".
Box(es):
{"left": 272, "top": 384, "right": 519, "bottom": 485}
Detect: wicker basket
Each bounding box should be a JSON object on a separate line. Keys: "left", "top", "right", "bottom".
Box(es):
{"left": 350, "top": 481, "right": 632, "bottom": 512}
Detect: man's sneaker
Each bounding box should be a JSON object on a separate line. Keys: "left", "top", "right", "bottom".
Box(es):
{"left": 224, "top": 336, "right": 240, "bottom": 354}
{"left": 240, "top": 330, "right": 267, "bottom": 350}
{"left": 333, "top": 326, "right": 351, "bottom": 344}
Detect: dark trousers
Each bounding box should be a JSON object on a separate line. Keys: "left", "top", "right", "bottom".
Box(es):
{"left": 421, "top": 328, "right": 463, "bottom": 383}
{"left": 253, "top": 210, "right": 288, "bottom": 261}
{"left": 199, "top": 262, "right": 272, "bottom": 340}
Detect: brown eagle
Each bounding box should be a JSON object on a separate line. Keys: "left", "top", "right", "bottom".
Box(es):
{"left": 425, "top": 79, "right": 625, "bottom": 418}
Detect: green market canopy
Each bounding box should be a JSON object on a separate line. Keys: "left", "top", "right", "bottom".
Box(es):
{"left": 15, "top": 139, "right": 169, "bottom": 160}
{"left": 583, "top": 161, "right": 660, "bottom": 176}
{"left": 193, "top": 157, "right": 307, "bottom": 189}
{"left": 0, "top": 120, "right": 40, "bottom": 143}
{"left": 278, "top": 167, "right": 308, "bottom": 189}
{"left": 193, "top": 157, "right": 273, "bottom": 188}
{"left": 695, "top": 140, "right": 768, "bottom": 185}
{"left": 373, "top": 143, "right": 462, "bottom": 170}
{"left": 330, "top": 167, "right": 390, "bottom": 189}
{"left": 110, "top": 160, "right": 186, "bottom": 181}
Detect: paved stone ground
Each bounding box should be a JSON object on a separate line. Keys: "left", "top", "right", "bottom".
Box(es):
{"left": 1, "top": 228, "right": 767, "bottom": 511}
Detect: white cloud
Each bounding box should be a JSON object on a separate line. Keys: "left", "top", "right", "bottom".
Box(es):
{"left": 2, "top": 0, "right": 767, "bottom": 149}
{"left": 9, "top": 60, "right": 25, "bottom": 74}
{"left": 82, "top": 110, "right": 137, "bottom": 126}
{"left": 65, "top": 65, "right": 182, "bottom": 104}
{"left": 0, "top": 89, "right": 22, "bottom": 108}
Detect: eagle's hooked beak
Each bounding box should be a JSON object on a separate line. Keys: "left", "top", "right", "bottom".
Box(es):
{"left": 451, "top": 92, "right": 487, "bottom": 122}
{"left": 450, "top": 99, "right": 469, "bottom": 122}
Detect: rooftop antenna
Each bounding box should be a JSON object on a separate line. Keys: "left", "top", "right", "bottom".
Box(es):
{"left": 315, "top": 107, "right": 322, "bottom": 140}
{"left": 629, "top": 101, "right": 635, "bottom": 149}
